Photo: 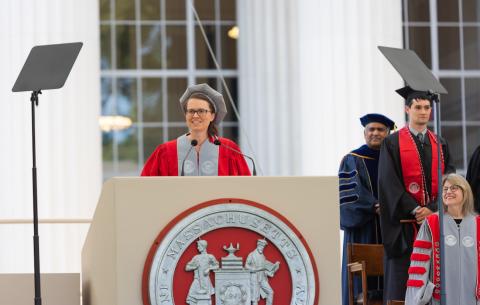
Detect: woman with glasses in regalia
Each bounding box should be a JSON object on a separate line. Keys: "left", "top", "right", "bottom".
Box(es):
{"left": 141, "top": 83, "right": 251, "bottom": 176}
{"left": 405, "top": 173, "right": 480, "bottom": 305}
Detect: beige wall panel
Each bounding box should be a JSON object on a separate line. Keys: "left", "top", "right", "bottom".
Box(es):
{"left": 83, "top": 177, "right": 340, "bottom": 305}
{"left": 0, "top": 273, "right": 80, "bottom": 305}
{"left": 82, "top": 180, "right": 117, "bottom": 305}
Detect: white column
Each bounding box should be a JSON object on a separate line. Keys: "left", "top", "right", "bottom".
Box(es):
{"left": 0, "top": 0, "right": 101, "bottom": 272}
{"left": 238, "top": 0, "right": 404, "bottom": 176}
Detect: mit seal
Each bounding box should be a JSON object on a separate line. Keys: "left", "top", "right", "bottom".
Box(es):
{"left": 142, "top": 200, "right": 318, "bottom": 305}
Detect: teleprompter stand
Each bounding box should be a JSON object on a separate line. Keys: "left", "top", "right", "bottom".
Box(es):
{"left": 12, "top": 42, "right": 83, "bottom": 305}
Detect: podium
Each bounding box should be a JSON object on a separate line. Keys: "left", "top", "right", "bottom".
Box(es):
{"left": 82, "top": 177, "right": 341, "bottom": 305}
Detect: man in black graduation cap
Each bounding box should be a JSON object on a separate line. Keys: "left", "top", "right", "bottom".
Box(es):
{"left": 467, "top": 145, "right": 480, "bottom": 213}
{"left": 378, "top": 86, "right": 455, "bottom": 303}
{"left": 339, "top": 113, "right": 395, "bottom": 305}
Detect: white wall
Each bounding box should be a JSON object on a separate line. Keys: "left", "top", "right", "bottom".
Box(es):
{"left": 0, "top": 0, "right": 101, "bottom": 272}
{"left": 238, "top": 0, "right": 405, "bottom": 175}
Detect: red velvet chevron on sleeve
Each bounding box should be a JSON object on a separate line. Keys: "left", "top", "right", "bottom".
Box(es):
{"left": 408, "top": 266, "right": 427, "bottom": 274}
{"left": 411, "top": 253, "right": 430, "bottom": 261}
{"left": 407, "top": 279, "right": 424, "bottom": 287}
{"left": 413, "top": 240, "right": 432, "bottom": 249}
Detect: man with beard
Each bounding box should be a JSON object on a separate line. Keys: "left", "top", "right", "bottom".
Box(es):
{"left": 339, "top": 113, "right": 395, "bottom": 305}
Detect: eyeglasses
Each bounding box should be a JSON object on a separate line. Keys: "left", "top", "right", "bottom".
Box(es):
{"left": 443, "top": 184, "right": 461, "bottom": 193}
{"left": 186, "top": 109, "right": 211, "bottom": 116}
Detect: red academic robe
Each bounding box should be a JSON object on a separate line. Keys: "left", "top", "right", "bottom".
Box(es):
{"left": 141, "top": 137, "right": 251, "bottom": 176}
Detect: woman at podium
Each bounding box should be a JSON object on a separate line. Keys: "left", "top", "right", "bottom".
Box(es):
{"left": 141, "top": 83, "right": 251, "bottom": 176}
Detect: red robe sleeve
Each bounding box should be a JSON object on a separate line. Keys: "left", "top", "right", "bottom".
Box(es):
{"left": 217, "top": 137, "right": 252, "bottom": 176}
{"left": 141, "top": 140, "right": 178, "bottom": 176}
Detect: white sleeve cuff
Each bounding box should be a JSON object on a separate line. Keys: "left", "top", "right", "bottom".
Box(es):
{"left": 419, "top": 281, "right": 435, "bottom": 305}
{"left": 411, "top": 206, "right": 420, "bottom": 215}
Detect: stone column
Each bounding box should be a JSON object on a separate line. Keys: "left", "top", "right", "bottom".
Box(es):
{"left": 238, "top": 0, "right": 404, "bottom": 175}
{"left": 0, "top": 0, "right": 101, "bottom": 272}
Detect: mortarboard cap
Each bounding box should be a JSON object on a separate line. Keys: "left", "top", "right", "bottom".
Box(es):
{"left": 179, "top": 83, "right": 227, "bottom": 124}
{"left": 360, "top": 113, "right": 395, "bottom": 130}
{"left": 395, "top": 86, "right": 434, "bottom": 105}
{"left": 378, "top": 46, "right": 447, "bottom": 104}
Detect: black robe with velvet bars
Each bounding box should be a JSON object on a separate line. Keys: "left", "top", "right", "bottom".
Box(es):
{"left": 339, "top": 144, "right": 383, "bottom": 305}
{"left": 378, "top": 131, "right": 455, "bottom": 303}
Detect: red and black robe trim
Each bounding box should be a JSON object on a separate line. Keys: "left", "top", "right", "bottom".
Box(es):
{"left": 398, "top": 126, "right": 444, "bottom": 206}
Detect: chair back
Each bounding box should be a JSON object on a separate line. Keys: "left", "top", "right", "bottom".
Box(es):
{"left": 347, "top": 243, "right": 384, "bottom": 276}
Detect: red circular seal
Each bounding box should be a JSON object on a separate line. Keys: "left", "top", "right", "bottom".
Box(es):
{"left": 409, "top": 182, "right": 420, "bottom": 194}
{"left": 142, "top": 198, "right": 319, "bottom": 305}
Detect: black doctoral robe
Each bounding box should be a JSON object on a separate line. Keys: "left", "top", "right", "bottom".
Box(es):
{"left": 339, "top": 145, "right": 383, "bottom": 305}
{"left": 378, "top": 131, "right": 455, "bottom": 303}
{"left": 466, "top": 145, "right": 480, "bottom": 213}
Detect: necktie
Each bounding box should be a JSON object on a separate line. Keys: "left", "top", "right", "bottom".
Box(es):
{"left": 417, "top": 133, "right": 424, "bottom": 145}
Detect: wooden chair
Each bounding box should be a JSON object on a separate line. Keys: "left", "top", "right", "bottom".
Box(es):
{"left": 347, "top": 243, "right": 384, "bottom": 305}
{"left": 387, "top": 301, "right": 404, "bottom": 305}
